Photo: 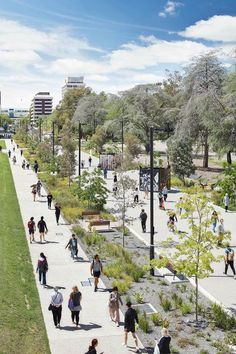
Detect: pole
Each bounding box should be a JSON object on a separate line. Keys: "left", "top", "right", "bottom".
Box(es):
{"left": 52, "top": 122, "right": 55, "bottom": 156}
{"left": 39, "top": 118, "right": 42, "bottom": 142}
{"left": 150, "top": 127, "right": 155, "bottom": 276}
{"left": 78, "top": 122, "right": 81, "bottom": 177}
{"left": 121, "top": 117, "right": 124, "bottom": 158}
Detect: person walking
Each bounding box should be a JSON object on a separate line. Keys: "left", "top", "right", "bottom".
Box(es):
{"left": 123, "top": 301, "right": 140, "bottom": 353}
{"left": 162, "top": 186, "right": 168, "bottom": 202}
{"left": 139, "top": 209, "right": 147, "bottom": 233}
{"left": 55, "top": 203, "right": 61, "bottom": 225}
{"left": 8, "top": 150, "right": 11, "bottom": 158}
{"left": 223, "top": 193, "right": 230, "bottom": 212}
{"left": 157, "top": 328, "right": 171, "bottom": 354}
{"left": 167, "top": 212, "right": 178, "bottom": 233}
{"left": 47, "top": 192, "right": 53, "bottom": 209}
{"left": 37, "top": 216, "right": 48, "bottom": 243}
{"left": 36, "top": 252, "right": 48, "bottom": 286}
{"left": 27, "top": 217, "right": 36, "bottom": 243}
{"left": 22, "top": 159, "right": 26, "bottom": 169}
{"left": 211, "top": 210, "right": 219, "bottom": 233}
{"left": 36, "top": 180, "right": 42, "bottom": 197}
{"left": 88, "top": 156, "right": 92, "bottom": 167}
{"left": 103, "top": 167, "right": 108, "bottom": 179}
{"left": 68, "top": 286, "right": 82, "bottom": 327}
{"left": 85, "top": 339, "right": 98, "bottom": 354}
{"left": 20, "top": 149, "right": 23, "bottom": 156}
{"left": 50, "top": 287, "right": 63, "bottom": 328}
{"left": 158, "top": 191, "right": 163, "bottom": 208}
{"left": 90, "top": 254, "right": 103, "bottom": 292}
{"left": 134, "top": 187, "right": 139, "bottom": 203}
{"left": 34, "top": 160, "right": 39, "bottom": 173}
{"left": 31, "top": 184, "right": 37, "bottom": 202}
{"left": 144, "top": 184, "right": 149, "bottom": 199}
{"left": 217, "top": 218, "right": 224, "bottom": 246}
{"left": 12, "top": 156, "right": 16, "bottom": 165}
{"left": 113, "top": 173, "right": 117, "bottom": 183}
{"left": 65, "top": 234, "right": 78, "bottom": 259}
{"left": 108, "top": 286, "right": 123, "bottom": 326}
{"left": 223, "top": 243, "right": 236, "bottom": 279}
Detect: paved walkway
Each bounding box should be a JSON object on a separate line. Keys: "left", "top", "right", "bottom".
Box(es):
{"left": 6, "top": 141, "right": 146, "bottom": 354}
{"left": 79, "top": 151, "right": 236, "bottom": 314}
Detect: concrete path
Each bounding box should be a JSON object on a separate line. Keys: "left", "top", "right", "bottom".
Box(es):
{"left": 5, "top": 140, "right": 146, "bottom": 354}
{"left": 79, "top": 150, "right": 236, "bottom": 314}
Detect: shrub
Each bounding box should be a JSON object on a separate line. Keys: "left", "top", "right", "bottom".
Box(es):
{"left": 134, "top": 292, "right": 144, "bottom": 304}
{"left": 72, "top": 225, "right": 86, "bottom": 238}
{"left": 171, "top": 293, "right": 183, "bottom": 309}
{"left": 160, "top": 296, "right": 172, "bottom": 312}
{"left": 131, "top": 268, "right": 145, "bottom": 282}
{"left": 180, "top": 302, "right": 192, "bottom": 316}
{"left": 211, "top": 303, "right": 236, "bottom": 330}
{"left": 151, "top": 312, "right": 163, "bottom": 326}
{"left": 84, "top": 231, "right": 106, "bottom": 247}
{"left": 138, "top": 312, "right": 150, "bottom": 333}
{"left": 161, "top": 318, "right": 170, "bottom": 328}
{"left": 224, "top": 332, "right": 236, "bottom": 346}
{"left": 160, "top": 279, "right": 168, "bottom": 286}
{"left": 199, "top": 350, "right": 210, "bottom": 354}
{"left": 112, "top": 276, "right": 132, "bottom": 294}
{"left": 177, "top": 337, "right": 195, "bottom": 348}
{"left": 171, "top": 348, "right": 180, "bottom": 354}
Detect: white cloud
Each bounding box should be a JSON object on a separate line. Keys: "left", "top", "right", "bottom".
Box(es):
{"left": 159, "top": 1, "right": 183, "bottom": 18}
{"left": 179, "top": 15, "right": 236, "bottom": 42}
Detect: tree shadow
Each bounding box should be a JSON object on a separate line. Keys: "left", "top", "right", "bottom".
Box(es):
{"left": 73, "top": 257, "right": 90, "bottom": 263}
{"left": 60, "top": 325, "right": 78, "bottom": 331}
{"left": 79, "top": 322, "right": 102, "bottom": 331}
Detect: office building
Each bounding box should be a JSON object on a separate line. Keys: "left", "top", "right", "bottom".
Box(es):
{"left": 62, "top": 77, "right": 85, "bottom": 97}
{"left": 30, "top": 92, "right": 53, "bottom": 122}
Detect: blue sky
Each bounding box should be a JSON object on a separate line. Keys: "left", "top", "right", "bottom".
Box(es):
{"left": 0, "top": 0, "right": 236, "bottom": 107}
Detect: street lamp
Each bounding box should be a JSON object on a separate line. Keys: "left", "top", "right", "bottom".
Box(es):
{"left": 78, "top": 121, "right": 82, "bottom": 177}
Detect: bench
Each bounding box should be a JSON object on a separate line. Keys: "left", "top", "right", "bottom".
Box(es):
{"left": 82, "top": 210, "right": 100, "bottom": 220}
{"left": 89, "top": 220, "right": 111, "bottom": 230}
{"left": 155, "top": 255, "right": 188, "bottom": 284}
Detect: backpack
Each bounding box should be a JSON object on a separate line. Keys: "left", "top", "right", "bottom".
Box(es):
{"left": 72, "top": 292, "right": 81, "bottom": 307}
{"left": 28, "top": 221, "right": 34, "bottom": 229}
{"left": 109, "top": 292, "right": 118, "bottom": 307}
{"left": 38, "top": 259, "right": 48, "bottom": 272}
{"left": 228, "top": 249, "right": 234, "bottom": 261}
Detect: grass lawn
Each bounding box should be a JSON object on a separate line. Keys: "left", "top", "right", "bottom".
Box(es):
{"left": 0, "top": 153, "right": 50, "bottom": 354}
{"left": 0, "top": 139, "right": 6, "bottom": 149}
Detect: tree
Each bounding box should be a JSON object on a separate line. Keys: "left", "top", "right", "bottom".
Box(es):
{"left": 0, "top": 113, "right": 11, "bottom": 128}
{"left": 75, "top": 168, "right": 109, "bottom": 209}
{"left": 171, "top": 193, "right": 229, "bottom": 321}
{"left": 167, "top": 137, "right": 195, "bottom": 183}
{"left": 124, "top": 132, "right": 142, "bottom": 159}
{"left": 219, "top": 164, "right": 236, "bottom": 207}
{"left": 90, "top": 125, "right": 107, "bottom": 153}
{"left": 178, "top": 52, "right": 225, "bottom": 168}
{"left": 58, "top": 132, "right": 77, "bottom": 186}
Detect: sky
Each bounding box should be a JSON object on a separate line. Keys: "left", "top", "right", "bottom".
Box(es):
{"left": 0, "top": 0, "right": 236, "bottom": 108}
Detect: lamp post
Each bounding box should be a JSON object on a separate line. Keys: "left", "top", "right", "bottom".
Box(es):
{"left": 78, "top": 122, "right": 82, "bottom": 177}
{"left": 39, "top": 117, "right": 42, "bottom": 142}
{"left": 52, "top": 121, "right": 55, "bottom": 156}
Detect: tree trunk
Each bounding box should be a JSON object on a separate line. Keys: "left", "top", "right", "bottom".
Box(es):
{"left": 145, "top": 142, "right": 150, "bottom": 154}
{"left": 227, "top": 151, "right": 232, "bottom": 164}
{"left": 195, "top": 274, "right": 198, "bottom": 322}
{"left": 203, "top": 135, "right": 209, "bottom": 168}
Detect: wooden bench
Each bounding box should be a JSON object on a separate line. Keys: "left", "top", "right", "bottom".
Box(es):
{"left": 82, "top": 210, "right": 100, "bottom": 220}
{"left": 155, "top": 255, "right": 188, "bottom": 283}
{"left": 89, "top": 220, "right": 110, "bottom": 230}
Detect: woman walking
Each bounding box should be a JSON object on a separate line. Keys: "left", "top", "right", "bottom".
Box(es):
{"left": 108, "top": 286, "right": 123, "bottom": 326}
{"left": 31, "top": 184, "right": 37, "bottom": 202}
{"left": 55, "top": 203, "right": 61, "bottom": 225}
{"left": 90, "top": 254, "right": 103, "bottom": 292}
{"left": 36, "top": 252, "right": 48, "bottom": 286}
{"left": 85, "top": 339, "right": 98, "bottom": 354}
{"left": 211, "top": 210, "right": 219, "bottom": 233}
{"left": 50, "top": 287, "right": 63, "bottom": 328}
{"left": 157, "top": 328, "right": 171, "bottom": 354}
{"left": 68, "top": 286, "right": 82, "bottom": 327}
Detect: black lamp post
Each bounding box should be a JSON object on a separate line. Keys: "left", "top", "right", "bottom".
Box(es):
{"left": 52, "top": 121, "right": 55, "bottom": 156}
{"left": 78, "top": 122, "right": 82, "bottom": 177}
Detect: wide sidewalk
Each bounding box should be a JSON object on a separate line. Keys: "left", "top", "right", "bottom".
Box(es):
{"left": 5, "top": 140, "right": 146, "bottom": 354}
{"left": 80, "top": 150, "right": 236, "bottom": 314}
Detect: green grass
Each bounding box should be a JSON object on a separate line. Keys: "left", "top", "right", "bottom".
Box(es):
{"left": 0, "top": 154, "right": 50, "bottom": 354}
{"left": 0, "top": 139, "right": 6, "bottom": 149}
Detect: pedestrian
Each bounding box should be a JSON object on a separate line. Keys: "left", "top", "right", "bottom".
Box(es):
{"left": 47, "top": 192, "right": 53, "bottom": 209}
{"left": 20, "top": 149, "right": 23, "bottom": 156}
{"left": 37, "top": 216, "right": 48, "bottom": 243}
{"left": 8, "top": 150, "right": 11, "bottom": 158}
{"left": 27, "top": 216, "right": 36, "bottom": 243}
{"left": 26, "top": 162, "right": 30, "bottom": 169}
{"left": 81, "top": 160, "right": 84, "bottom": 169}
{"left": 211, "top": 210, "right": 219, "bottom": 233}
{"left": 139, "top": 209, "right": 147, "bottom": 233}
{"left": 157, "top": 328, "right": 171, "bottom": 354}
{"left": 167, "top": 212, "right": 178, "bottom": 233}
{"left": 134, "top": 187, "right": 139, "bottom": 203}
{"left": 36, "top": 252, "right": 48, "bottom": 286}
{"left": 178, "top": 197, "right": 183, "bottom": 215}
{"left": 113, "top": 183, "right": 118, "bottom": 196}
{"left": 223, "top": 193, "right": 230, "bottom": 212}
{"left": 13, "top": 146, "right": 15, "bottom": 152}
{"left": 88, "top": 156, "right": 92, "bottom": 167}
{"left": 34, "top": 160, "right": 39, "bottom": 173}
{"left": 31, "top": 184, "right": 37, "bottom": 202}
{"left": 224, "top": 243, "right": 236, "bottom": 279}
{"left": 113, "top": 173, "right": 117, "bottom": 183}
{"left": 22, "top": 159, "right": 26, "bottom": 169}
{"left": 50, "top": 287, "right": 63, "bottom": 328}
{"left": 123, "top": 301, "right": 140, "bottom": 353}
{"left": 85, "top": 339, "right": 98, "bottom": 354}
{"left": 90, "top": 254, "right": 103, "bottom": 292}
{"left": 55, "top": 203, "right": 61, "bottom": 225}
{"left": 162, "top": 186, "right": 168, "bottom": 202}
{"left": 17, "top": 144, "right": 19, "bottom": 149}
{"left": 68, "top": 286, "right": 82, "bottom": 328}
{"left": 65, "top": 234, "right": 78, "bottom": 259}
{"left": 36, "top": 180, "right": 42, "bottom": 197}
{"left": 158, "top": 191, "right": 163, "bottom": 208}
{"left": 108, "top": 286, "right": 123, "bottom": 326}
{"left": 11, "top": 138, "right": 13, "bottom": 144}
{"left": 217, "top": 218, "right": 224, "bottom": 246}
{"left": 103, "top": 167, "right": 108, "bottom": 179}
{"left": 144, "top": 184, "right": 149, "bottom": 199}
{"left": 12, "top": 156, "right": 16, "bottom": 165}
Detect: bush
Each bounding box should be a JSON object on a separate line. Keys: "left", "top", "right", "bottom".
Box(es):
{"left": 72, "top": 225, "right": 86, "bottom": 238}
{"left": 151, "top": 312, "right": 163, "bottom": 326}
{"left": 160, "top": 296, "right": 172, "bottom": 312}
{"left": 171, "top": 293, "right": 183, "bottom": 309}
{"left": 199, "top": 350, "right": 210, "bottom": 354}
{"left": 171, "top": 348, "right": 180, "bottom": 354}
{"left": 180, "top": 302, "right": 192, "bottom": 316}
{"left": 211, "top": 303, "right": 236, "bottom": 330}
{"left": 224, "top": 332, "right": 236, "bottom": 345}
{"left": 161, "top": 318, "right": 170, "bottom": 328}
{"left": 112, "top": 276, "right": 132, "bottom": 294}
{"left": 84, "top": 231, "right": 106, "bottom": 247}
{"left": 134, "top": 292, "right": 144, "bottom": 304}
{"left": 177, "top": 337, "right": 196, "bottom": 348}
{"left": 138, "top": 312, "right": 150, "bottom": 333}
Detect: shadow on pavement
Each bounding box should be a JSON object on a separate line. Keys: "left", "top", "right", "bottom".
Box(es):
{"left": 60, "top": 326, "right": 78, "bottom": 331}
{"left": 80, "top": 322, "right": 102, "bottom": 331}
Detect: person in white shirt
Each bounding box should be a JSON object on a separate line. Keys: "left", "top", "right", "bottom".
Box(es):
{"left": 50, "top": 287, "right": 63, "bottom": 328}
{"left": 223, "top": 193, "right": 230, "bottom": 212}
{"left": 162, "top": 186, "right": 168, "bottom": 202}
{"left": 217, "top": 219, "right": 225, "bottom": 246}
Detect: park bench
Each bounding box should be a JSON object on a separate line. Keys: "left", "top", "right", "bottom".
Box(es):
{"left": 89, "top": 219, "right": 111, "bottom": 230}
{"left": 82, "top": 210, "right": 100, "bottom": 220}
{"left": 155, "top": 255, "right": 188, "bottom": 284}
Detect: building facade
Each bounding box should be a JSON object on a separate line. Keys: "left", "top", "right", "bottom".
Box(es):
{"left": 62, "top": 77, "right": 85, "bottom": 97}
{"left": 30, "top": 92, "right": 53, "bottom": 122}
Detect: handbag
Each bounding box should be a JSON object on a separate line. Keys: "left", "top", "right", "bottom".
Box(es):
{"left": 48, "top": 303, "right": 53, "bottom": 311}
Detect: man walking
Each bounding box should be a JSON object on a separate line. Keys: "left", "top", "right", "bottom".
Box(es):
{"left": 134, "top": 187, "right": 139, "bottom": 203}
{"left": 217, "top": 219, "right": 224, "bottom": 246}
{"left": 88, "top": 156, "right": 92, "bottom": 167}
{"left": 34, "top": 160, "right": 39, "bottom": 173}
{"left": 50, "top": 287, "right": 63, "bottom": 328}
{"left": 27, "top": 216, "right": 36, "bottom": 243}
{"left": 162, "top": 186, "right": 168, "bottom": 202}
{"left": 123, "top": 302, "right": 140, "bottom": 353}
{"left": 65, "top": 234, "right": 78, "bottom": 259}
{"left": 223, "top": 193, "right": 230, "bottom": 212}
{"left": 37, "top": 216, "right": 48, "bottom": 243}
{"left": 90, "top": 254, "right": 103, "bottom": 292}
{"left": 36, "top": 252, "right": 48, "bottom": 286}
{"left": 224, "top": 243, "right": 236, "bottom": 279}
{"left": 47, "top": 192, "right": 53, "bottom": 209}
{"left": 36, "top": 180, "right": 42, "bottom": 197}
{"left": 139, "top": 209, "right": 147, "bottom": 233}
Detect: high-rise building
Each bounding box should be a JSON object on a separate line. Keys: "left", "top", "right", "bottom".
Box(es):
{"left": 30, "top": 92, "right": 53, "bottom": 122}
{"left": 62, "top": 77, "right": 85, "bottom": 97}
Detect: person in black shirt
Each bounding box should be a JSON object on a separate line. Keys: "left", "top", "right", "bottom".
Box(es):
{"left": 34, "top": 160, "right": 39, "bottom": 173}
{"left": 139, "top": 209, "right": 147, "bottom": 233}
{"left": 158, "top": 328, "right": 171, "bottom": 354}
{"left": 123, "top": 302, "right": 140, "bottom": 353}
{"left": 47, "top": 193, "right": 53, "bottom": 209}
{"left": 55, "top": 203, "right": 61, "bottom": 225}
{"left": 37, "top": 216, "right": 48, "bottom": 243}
